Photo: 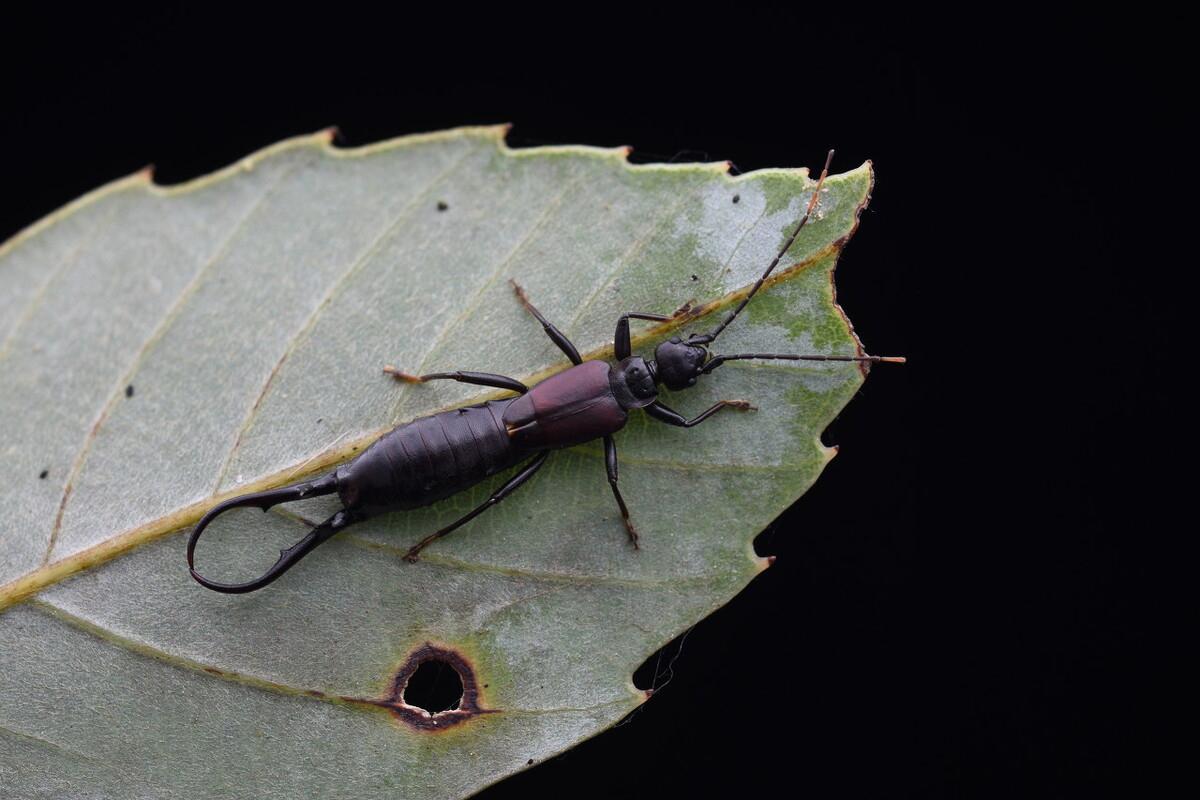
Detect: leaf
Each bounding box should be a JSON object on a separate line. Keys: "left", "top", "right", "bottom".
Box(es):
{"left": 0, "top": 127, "right": 874, "bottom": 798}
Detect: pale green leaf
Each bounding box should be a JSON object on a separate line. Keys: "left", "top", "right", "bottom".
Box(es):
{"left": 0, "top": 127, "right": 874, "bottom": 798}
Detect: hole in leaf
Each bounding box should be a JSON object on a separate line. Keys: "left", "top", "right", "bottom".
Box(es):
{"left": 404, "top": 658, "right": 464, "bottom": 714}
{"left": 632, "top": 627, "right": 694, "bottom": 694}
{"left": 366, "top": 642, "right": 495, "bottom": 730}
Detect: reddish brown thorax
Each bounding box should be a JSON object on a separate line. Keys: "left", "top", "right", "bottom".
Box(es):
{"left": 504, "top": 361, "right": 629, "bottom": 450}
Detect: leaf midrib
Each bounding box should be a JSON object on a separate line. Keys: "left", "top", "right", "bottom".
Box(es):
{"left": 0, "top": 240, "right": 841, "bottom": 612}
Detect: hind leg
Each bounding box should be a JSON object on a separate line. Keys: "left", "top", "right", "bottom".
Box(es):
{"left": 404, "top": 451, "right": 551, "bottom": 562}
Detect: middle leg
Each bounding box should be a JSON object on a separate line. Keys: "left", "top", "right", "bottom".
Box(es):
{"left": 604, "top": 435, "right": 639, "bottom": 549}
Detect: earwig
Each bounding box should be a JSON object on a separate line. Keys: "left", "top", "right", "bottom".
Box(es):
{"left": 186, "top": 151, "right": 903, "bottom": 593}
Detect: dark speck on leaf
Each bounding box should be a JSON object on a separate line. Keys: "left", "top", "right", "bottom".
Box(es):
{"left": 732, "top": 194, "right": 740, "bottom": 203}
{"left": 526, "top": 759, "right": 534, "bottom": 765}
{"left": 125, "top": 385, "right": 134, "bottom": 398}
{"left": 690, "top": 274, "right": 698, "bottom": 281}
{"left": 437, "top": 201, "right": 449, "bottom": 211}
{"left": 39, "top": 470, "right": 48, "bottom": 479}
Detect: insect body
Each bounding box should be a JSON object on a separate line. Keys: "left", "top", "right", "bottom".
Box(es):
{"left": 186, "top": 152, "right": 902, "bottom": 593}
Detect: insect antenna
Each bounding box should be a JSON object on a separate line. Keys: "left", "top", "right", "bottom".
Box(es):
{"left": 691, "top": 149, "right": 836, "bottom": 346}
{"left": 686, "top": 150, "right": 905, "bottom": 371}
{"left": 701, "top": 351, "right": 905, "bottom": 374}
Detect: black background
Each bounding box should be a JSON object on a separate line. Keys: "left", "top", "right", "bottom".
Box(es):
{"left": 1, "top": 6, "right": 1179, "bottom": 799}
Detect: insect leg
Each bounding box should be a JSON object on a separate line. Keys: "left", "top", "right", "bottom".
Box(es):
{"left": 509, "top": 279, "right": 582, "bottom": 365}
{"left": 403, "top": 450, "right": 551, "bottom": 562}
{"left": 644, "top": 399, "right": 756, "bottom": 428}
{"left": 384, "top": 368, "right": 529, "bottom": 395}
{"left": 614, "top": 312, "right": 672, "bottom": 359}
{"left": 603, "top": 435, "right": 639, "bottom": 548}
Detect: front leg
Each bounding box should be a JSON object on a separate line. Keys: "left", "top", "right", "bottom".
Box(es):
{"left": 613, "top": 312, "right": 672, "bottom": 360}
{"left": 644, "top": 399, "right": 756, "bottom": 428}
{"left": 612, "top": 299, "right": 698, "bottom": 360}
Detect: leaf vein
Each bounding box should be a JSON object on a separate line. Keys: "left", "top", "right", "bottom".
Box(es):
{"left": 43, "top": 158, "right": 314, "bottom": 565}
{"left": 400, "top": 165, "right": 593, "bottom": 387}
{"left": 564, "top": 183, "right": 707, "bottom": 330}
{"left": 0, "top": 721, "right": 97, "bottom": 762}
{"left": 215, "top": 141, "right": 491, "bottom": 490}
{"left": 30, "top": 597, "right": 642, "bottom": 718}
{"left": 0, "top": 193, "right": 131, "bottom": 365}
{"left": 347, "top": 536, "right": 748, "bottom": 585}
{"left": 30, "top": 598, "right": 338, "bottom": 703}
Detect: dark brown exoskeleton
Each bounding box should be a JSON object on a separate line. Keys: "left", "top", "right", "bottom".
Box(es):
{"left": 186, "top": 152, "right": 903, "bottom": 593}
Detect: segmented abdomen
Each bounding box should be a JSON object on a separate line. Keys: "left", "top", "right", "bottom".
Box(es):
{"left": 334, "top": 399, "right": 521, "bottom": 519}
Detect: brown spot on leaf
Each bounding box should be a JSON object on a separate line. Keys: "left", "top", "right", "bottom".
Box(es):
{"left": 354, "top": 642, "right": 497, "bottom": 732}
{"left": 671, "top": 299, "right": 696, "bottom": 317}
